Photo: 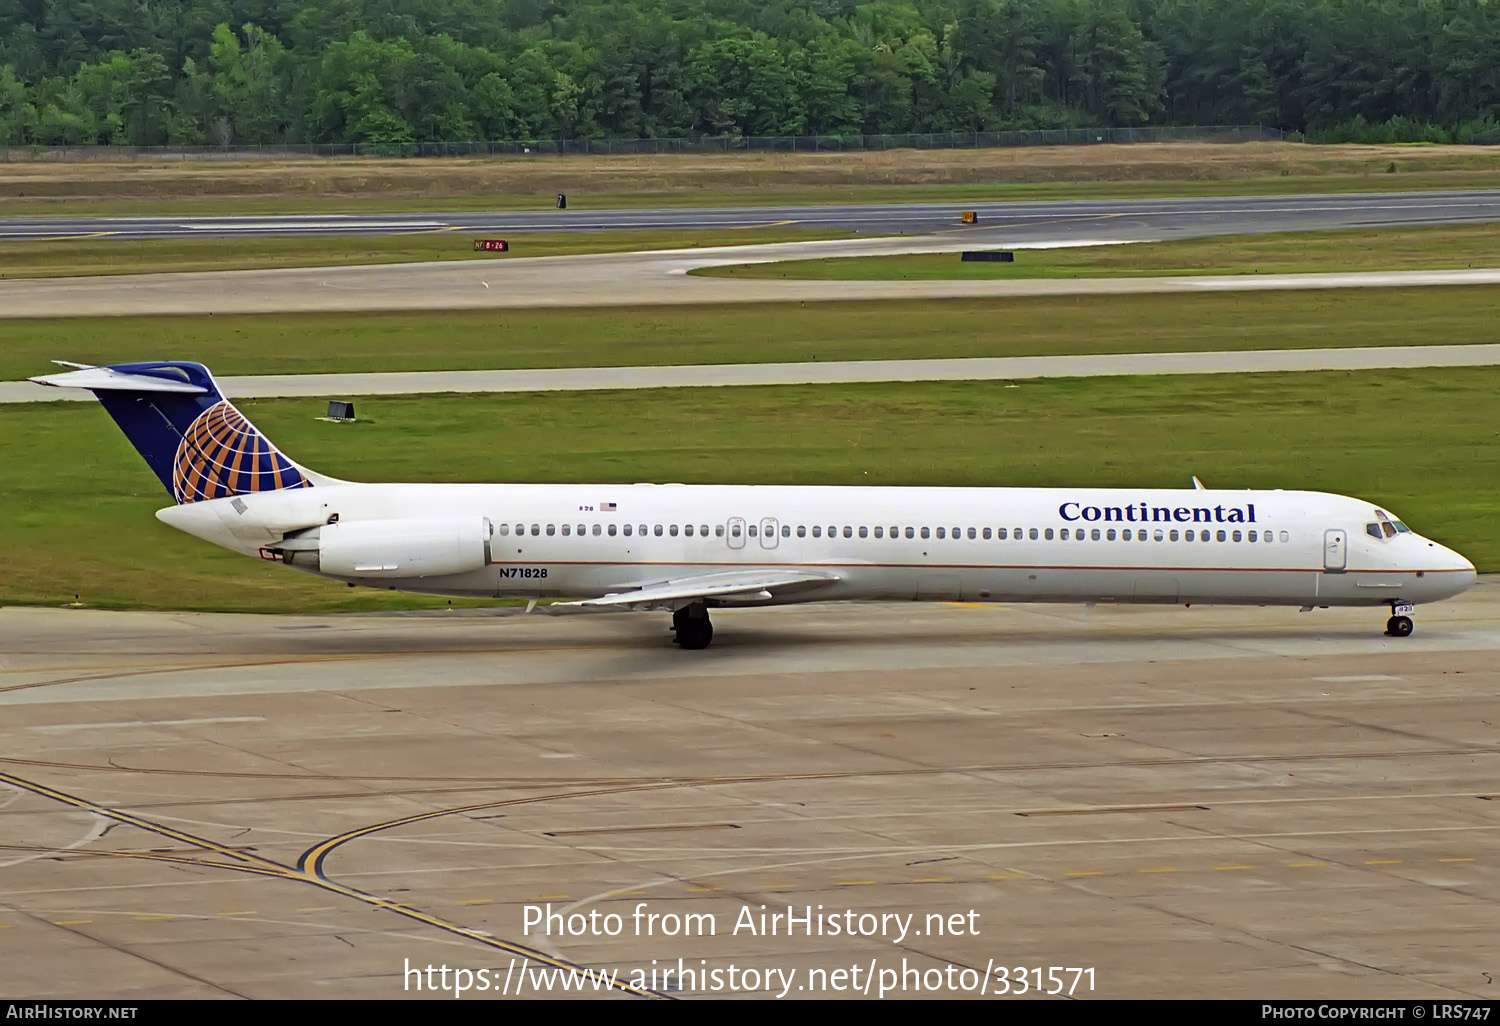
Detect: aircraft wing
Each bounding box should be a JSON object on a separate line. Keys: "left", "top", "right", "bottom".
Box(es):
{"left": 557, "top": 568, "right": 840, "bottom": 609}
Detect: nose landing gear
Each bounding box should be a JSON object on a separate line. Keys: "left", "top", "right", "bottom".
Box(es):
{"left": 1384, "top": 601, "right": 1415, "bottom": 638}
{"left": 672, "top": 602, "right": 714, "bottom": 650}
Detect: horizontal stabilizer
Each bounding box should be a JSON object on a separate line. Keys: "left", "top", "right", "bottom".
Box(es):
{"left": 557, "top": 568, "right": 839, "bottom": 609}
{"left": 30, "top": 365, "right": 208, "bottom": 395}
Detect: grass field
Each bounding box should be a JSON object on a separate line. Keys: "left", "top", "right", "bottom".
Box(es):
{"left": 2, "top": 368, "right": 1495, "bottom": 612}
{"left": 0, "top": 227, "right": 854, "bottom": 279}
{"left": 697, "top": 223, "right": 1500, "bottom": 280}
{"left": 3, "top": 143, "right": 1499, "bottom": 217}
{"left": 3, "top": 287, "right": 1498, "bottom": 382}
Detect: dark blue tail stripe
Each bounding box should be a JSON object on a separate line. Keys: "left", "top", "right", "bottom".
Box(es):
{"left": 87, "top": 362, "right": 311, "bottom": 504}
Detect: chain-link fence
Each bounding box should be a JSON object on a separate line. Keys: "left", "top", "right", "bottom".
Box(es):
{"left": 0, "top": 124, "right": 1284, "bottom": 162}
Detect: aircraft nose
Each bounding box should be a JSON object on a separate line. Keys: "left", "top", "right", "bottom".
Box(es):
{"left": 1431, "top": 542, "right": 1477, "bottom": 590}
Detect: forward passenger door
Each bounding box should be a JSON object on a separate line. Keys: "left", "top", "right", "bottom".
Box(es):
{"left": 1323, "top": 529, "right": 1347, "bottom": 572}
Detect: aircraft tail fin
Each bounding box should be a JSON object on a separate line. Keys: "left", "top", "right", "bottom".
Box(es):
{"left": 30, "top": 361, "right": 325, "bottom": 504}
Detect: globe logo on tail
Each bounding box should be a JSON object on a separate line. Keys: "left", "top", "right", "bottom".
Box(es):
{"left": 171, "top": 401, "right": 311, "bottom": 504}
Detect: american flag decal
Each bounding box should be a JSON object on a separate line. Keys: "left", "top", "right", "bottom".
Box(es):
{"left": 601, "top": 501, "right": 617, "bottom": 511}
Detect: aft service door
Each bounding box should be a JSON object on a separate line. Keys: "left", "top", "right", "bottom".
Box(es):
{"left": 1323, "top": 529, "right": 1347, "bottom": 572}
{"left": 760, "top": 517, "right": 779, "bottom": 550}
{"left": 726, "top": 517, "right": 746, "bottom": 550}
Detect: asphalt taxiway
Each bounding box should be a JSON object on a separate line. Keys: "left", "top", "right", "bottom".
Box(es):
{"left": 2, "top": 590, "right": 1496, "bottom": 998}
{"left": 5, "top": 189, "right": 1500, "bottom": 318}
{"left": 5, "top": 241, "right": 1500, "bottom": 319}
{"left": 7, "top": 343, "right": 1500, "bottom": 404}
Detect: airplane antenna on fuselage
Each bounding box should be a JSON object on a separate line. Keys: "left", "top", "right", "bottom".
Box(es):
{"left": 1192, "top": 476, "right": 1206, "bottom": 490}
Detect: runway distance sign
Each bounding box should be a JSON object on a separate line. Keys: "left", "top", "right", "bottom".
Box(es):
{"left": 473, "top": 239, "right": 509, "bottom": 252}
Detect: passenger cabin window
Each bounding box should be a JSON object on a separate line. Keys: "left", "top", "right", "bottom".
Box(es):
{"left": 702, "top": 525, "right": 710, "bottom": 537}
{"left": 936, "top": 527, "right": 946, "bottom": 539}
{"left": 982, "top": 528, "right": 991, "bottom": 539}
{"left": 920, "top": 527, "right": 931, "bottom": 539}
{"left": 1044, "top": 528, "right": 1054, "bottom": 540}
{"left": 813, "top": 526, "right": 822, "bottom": 538}
{"left": 1060, "top": 528, "right": 1070, "bottom": 540}
{"left": 1279, "top": 531, "right": 1290, "bottom": 542}
{"left": 858, "top": 526, "right": 868, "bottom": 538}
{"left": 1106, "top": 529, "right": 1116, "bottom": 541}
{"left": 1121, "top": 529, "right": 1131, "bottom": 541}
{"left": 1090, "top": 528, "right": 1100, "bottom": 541}
{"left": 997, "top": 528, "right": 1007, "bottom": 540}
{"left": 715, "top": 525, "right": 725, "bottom": 537}
{"left": 684, "top": 525, "right": 693, "bottom": 537}
{"left": 843, "top": 526, "right": 853, "bottom": 538}
{"left": 531, "top": 524, "right": 540, "bottom": 536}
{"left": 968, "top": 527, "right": 977, "bottom": 540}
{"left": 561, "top": 524, "right": 571, "bottom": 536}
{"left": 905, "top": 527, "right": 915, "bottom": 539}
{"left": 874, "top": 527, "right": 884, "bottom": 539}
{"left": 748, "top": 524, "right": 758, "bottom": 537}
{"left": 1029, "top": 528, "right": 1039, "bottom": 540}
{"left": 498, "top": 524, "right": 510, "bottom": 536}
{"left": 797, "top": 526, "right": 807, "bottom": 538}
{"left": 1232, "top": 530, "right": 1242, "bottom": 542}
{"left": 669, "top": 525, "right": 679, "bottom": 537}
{"left": 654, "top": 524, "right": 664, "bottom": 537}
{"left": 1217, "top": 529, "right": 1227, "bottom": 541}
{"left": 623, "top": 524, "right": 633, "bottom": 536}
{"left": 730, "top": 523, "right": 741, "bottom": 537}
{"left": 606, "top": 525, "right": 615, "bottom": 536}
{"left": 1247, "top": 530, "right": 1257, "bottom": 542}
{"left": 782, "top": 525, "right": 791, "bottom": 538}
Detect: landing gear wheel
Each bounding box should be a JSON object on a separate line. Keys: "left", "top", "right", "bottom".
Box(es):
{"left": 672, "top": 603, "right": 713, "bottom": 650}
{"left": 1385, "top": 615, "right": 1414, "bottom": 638}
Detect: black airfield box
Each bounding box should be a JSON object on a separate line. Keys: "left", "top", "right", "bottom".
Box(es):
{"left": 961, "top": 251, "right": 1014, "bottom": 262}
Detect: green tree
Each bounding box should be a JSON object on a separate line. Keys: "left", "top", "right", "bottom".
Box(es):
{"left": 688, "top": 36, "right": 799, "bottom": 135}
{"left": 790, "top": 36, "right": 863, "bottom": 135}
{"left": 0, "top": 65, "right": 35, "bottom": 143}
{"left": 1068, "top": 0, "right": 1161, "bottom": 125}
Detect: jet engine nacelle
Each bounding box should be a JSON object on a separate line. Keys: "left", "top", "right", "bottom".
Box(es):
{"left": 280, "top": 516, "right": 493, "bottom": 578}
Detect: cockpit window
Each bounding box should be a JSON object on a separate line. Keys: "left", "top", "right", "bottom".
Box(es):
{"left": 1381, "top": 522, "right": 1396, "bottom": 538}
{"left": 1392, "top": 520, "right": 1411, "bottom": 533}
{"left": 1365, "top": 523, "right": 1383, "bottom": 540}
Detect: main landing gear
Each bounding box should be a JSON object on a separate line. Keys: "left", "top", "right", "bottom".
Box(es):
{"left": 1384, "top": 601, "right": 1415, "bottom": 638}
{"left": 672, "top": 602, "right": 714, "bottom": 650}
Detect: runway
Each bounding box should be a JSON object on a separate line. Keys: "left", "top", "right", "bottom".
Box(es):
{"left": 8, "top": 343, "right": 1500, "bottom": 404}
{"left": 1, "top": 591, "right": 1497, "bottom": 998}
{"left": 4, "top": 190, "right": 1500, "bottom": 240}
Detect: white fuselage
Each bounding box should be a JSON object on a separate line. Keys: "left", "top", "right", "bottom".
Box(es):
{"left": 159, "top": 483, "right": 1477, "bottom": 610}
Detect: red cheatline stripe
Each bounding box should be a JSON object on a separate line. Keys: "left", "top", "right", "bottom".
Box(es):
{"left": 487, "top": 558, "right": 1466, "bottom": 575}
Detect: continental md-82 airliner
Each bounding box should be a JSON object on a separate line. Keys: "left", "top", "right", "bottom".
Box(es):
{"left": 35, "top": 361, "right": 1476, "bottom": 650}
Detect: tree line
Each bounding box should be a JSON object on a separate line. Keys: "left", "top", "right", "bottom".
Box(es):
{"left": 0, "top": 0, "right": 1497, "bottom": 147}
